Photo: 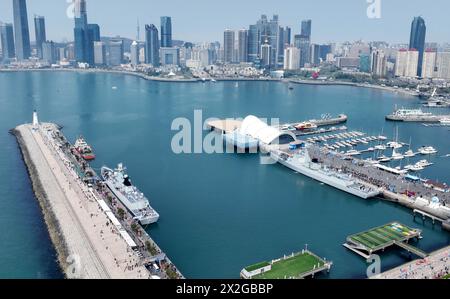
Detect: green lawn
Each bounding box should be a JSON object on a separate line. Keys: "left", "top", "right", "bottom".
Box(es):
{"left": 442, "top": 274, "right": 450, "bottom": 279}
{"left": 245, "top": 261, "right": 270, "bottom": 272}
{"left": 350, "top": 223, "right": 417, "bottom": 249}
{"left": 253, "top": 253, "right": 324, "bottom": 279}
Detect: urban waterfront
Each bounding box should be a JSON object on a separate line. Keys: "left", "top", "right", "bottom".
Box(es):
{"left": 0, "top": 71, "right": 449, "bottom": 278}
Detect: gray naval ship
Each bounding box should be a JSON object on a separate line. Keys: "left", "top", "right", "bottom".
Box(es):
{"left": 101, "top": 163, "right": 159, "bottom": 225}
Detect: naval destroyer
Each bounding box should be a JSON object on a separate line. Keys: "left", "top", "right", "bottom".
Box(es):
{"left": 271, "top": 148, "right": 380, "bottom": 199}
{"left": 101, "top": 164, "right": 159, "bottom": 225}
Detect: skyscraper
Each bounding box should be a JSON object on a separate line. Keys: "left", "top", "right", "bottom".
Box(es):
{"left": 261, "top": 39, "right": 271, "bottom": 67}
{"left": 371, "top": 50, "right": 387, "bottom": 77}
{"left": 247, "top": 25, "right": 260, "bottom": 63}
{"left": 108, "top": 39, "right": 123, "bottom": 66}
{"left": 421, "top": 49, "right": 436, "bottom": 79}
{"left": 42, "top": 41, "right": 56, "bottom": 64}
{"left": 145, "top": 24, "right": 160, "bottom": 66}
{"left": 12, "top": 0, "right": 31, "bottom": 60}
{"left": 409, "top": 16, "right": 426, "bottom": 77}
{"left": 283, "top": 46, "right": 300, "bottom": 70}
{"left": 73, "top": 0, "right": 97, "bottom": 65}
{"left": 223, "top": 29, "right": 235, "bottom": 63}
{"left": 0, "top": 23, "right": 16, "bottom": 61}
{"left": 294, "top": 34, "right": 310, "bottom": 67}
{"left": 301, "top": 20, "right": 312, "bottom": 39}
{"left": 34, "top": 15, "right": 46, "bottom": 59}
{"left": 160, "top": 16, "right": 172, "bottom": 47}
{"left": 93, "top": 41, "right": 106, "bottom": 65}
{"left": 130, "top": 41, "right": 139, "bottom": 66}
{"left": 395, "top": 49, "right": 419, "bottom": 78}
{"left": 87, "top": 24, "right": 100, "bottom": 42}
{"left": 238, "top": 29, "right": 248, "bottom": 63}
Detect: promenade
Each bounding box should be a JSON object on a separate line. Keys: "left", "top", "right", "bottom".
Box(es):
{"left": 371, "top": 246, "right": 450, "bottom": 279}
{"left": 15, "top": 123, "right": 148, "bottom": 279}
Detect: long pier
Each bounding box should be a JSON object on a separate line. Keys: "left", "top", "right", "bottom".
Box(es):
{"left": 13, "top": 119, "right": 182, "bottom": 279}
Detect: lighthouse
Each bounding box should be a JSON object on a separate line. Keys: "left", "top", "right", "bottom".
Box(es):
{"left": 32, "top": 110, "right": 39, "bottom": 129}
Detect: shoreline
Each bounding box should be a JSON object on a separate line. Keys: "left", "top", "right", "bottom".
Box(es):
{"left": 0, "top": 68, "right": 420, "bottom": 97}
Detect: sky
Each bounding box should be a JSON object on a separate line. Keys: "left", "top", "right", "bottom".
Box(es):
{"left": 0, "top": 0, "right": 449, "bottom": 44}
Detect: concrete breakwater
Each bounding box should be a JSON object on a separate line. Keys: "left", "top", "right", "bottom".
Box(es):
{"left": 13, "top": 124, "right": 148, "bottom": 279}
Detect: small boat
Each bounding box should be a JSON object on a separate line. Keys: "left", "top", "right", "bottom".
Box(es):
{"left": 377, "top": 155, "right": 391, "bottom": 163}
{"left": 392, "top": 149, "right": 404, "bottom": 161}
{"left": 405, "top": 164, "right": 424, "bottom": 172}
{"left": 74, "top": 137, "right": 96, "bottom": 160}
{"left": 404, "top": 150, "right": 415, "bottom": 158}
{"left": 378, "top": 135, "right": 388, "bottom": 141}
{"left": 345, "top": 150, "right": 361, "bottom": 156}
{"left": 416, "top": 160, "right": 433, "bottom": 167}
{"left": 440, "top": 117, "right": 450, "bottom": 125}
{"left": 295, "top": 122, "right": 318, "bottom": 131}
{"left": 375, "top": 144, "right": 387, "bottom": 151}
{"left": 418, "top": 146, "right": 438, "bottom": 155}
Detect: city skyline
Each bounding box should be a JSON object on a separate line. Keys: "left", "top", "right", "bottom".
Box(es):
{"left": 1, "top": 0, "right": 450, "bottom": 44}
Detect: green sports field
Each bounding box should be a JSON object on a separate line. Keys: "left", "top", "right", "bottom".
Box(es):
{"left": 252, "top": 253, "right": 324, "bottom": 279}
{"left": 349, "top": 222, "right": 418, "bottom": 250}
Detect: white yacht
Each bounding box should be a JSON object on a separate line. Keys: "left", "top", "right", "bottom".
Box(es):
{"left": 418, "top": 146, "right": 438, "bottom": 155}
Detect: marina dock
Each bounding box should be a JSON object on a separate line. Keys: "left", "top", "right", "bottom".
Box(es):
{"left": 13, "top": 116, "right": 182, "bottom": 279}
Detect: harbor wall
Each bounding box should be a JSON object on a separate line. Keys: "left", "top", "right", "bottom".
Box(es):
{"left": 12, "top": 127, "right": 69, "bottom": 276}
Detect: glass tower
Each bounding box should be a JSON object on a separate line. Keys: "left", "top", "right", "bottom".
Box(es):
{"left": 34, "top": 16, "right": 46, "bottom": 59}
{"left": 145, "top": 24, "right": 160, "bottom": 66}
{"left": 12, "top": 0, "right": 31, "bottom": 60}
{"left": 160, "top": 16, "right": 172, "bottom": 47}
{"left": 0, "top": 23, "right": 16, "bottom": 61}
{"left": 409, "top": 16, "right": 426, "bottom": 77}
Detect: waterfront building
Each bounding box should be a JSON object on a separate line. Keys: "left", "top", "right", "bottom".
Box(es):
{"left": 108, "top": 39, "right": 123, "bottom": 66}
{"left": 145, "top": 24, "right": 160, "bottom": 66}
{"left": 421, "top": 49, "right": 437, "bottom": 79}
{"left": 160, "top": 16, "right": 172, "bottom": 48}
{"left": 42, "top": 41, "right": 56, "bottom": 65}
{"left": 223, "top": 29, "right": 235, "bottom": 63}
{"left": 130, "top": 41, "right": 139, "bottom": 66}
{"left": 93, "top": 41, "right": 106, "bottom": 65}
{"left": 371, "top": 50, "right": 387, "bottom": 77}
{"left": 247, "top": 24, "right": 260, "bottom": 63}
{"left": 87, "top": 24, "right": 101, "bottom": 42}
{"left": 318, "top": 44, "right": 332, "bottom": 62}
{"left": 12, "top": 0, "right": 31, "bottom": 60}
{"left": 337, "top": 57, "right": 360, "bottom": 69}
{"left": 359, "top": 54, "right": 371, "bottom": 73}
{"left": 395, "top": 49, "right": 419, "bottom": 78}
{"left": 260, "top": 40, "right": 272, "bottom": 68}
{"left": 294, "top": 34, "right": 310, "bottom": 67}
{"left": 160, "top": 47, "right": 179, "bottom": 66}
{"left": 34, "top": 16, "right": 46, "bottom": 59}
{"left": 58, "top": 47, "right": 66, "bottom": 61}
{"left": 310, "top": 44, "right": 320, "bottom": 66}
{"left": 283, "top": 46, "right": 300, "bottom": 70}
{"left": 0, "top": 23, "right": 15, "bottom": 62}
{"left": 238, "top": 29, "right": 248, "bottom": 63}
{"left": 409, "top": 16, "right": 426, "bottom": 77}
{"left": 435, "top": 52, "right": 450, "bottom": 79}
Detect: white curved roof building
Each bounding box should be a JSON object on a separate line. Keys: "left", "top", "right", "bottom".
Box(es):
{"left": 239, "top": 115, "right": 296, "bottom": 145}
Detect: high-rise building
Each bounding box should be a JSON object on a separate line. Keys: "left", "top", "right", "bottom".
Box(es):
{"left": 0, "top": 23, "right": 15, "bottom": 61}
{"left": 34, "top": 16, "right": 46, "bottom": 59}
{"left": 145, "top": 24, "right": 160, "bottom": 66}
{"left": 130, "top": 41, "right": 139, "bottom": 66}
{"left": 318, "top": 44, "right": 332, "bottom": 62}
{"left": 301, "top": 20, "right": 312, "bottom": 39}
{"left": 260, "top": 39, "right": 271, "bottom": 67}
{"left": 12, "top": 0, "right": 31, "bottom": 60}
{"left": 73, "top": 0, "right": 98, "bottom": 65}
{"left": 371, "top": 50, "right": 387, "bottom": 77}
{"left": 93, "top": 41, "right": 106, "bottom": 65}
{"left": 294, "top": 34, "right": 310, "bottom": 67}
{"left": 108, "top": 39, "right": 123, "bottom": 66}
{"left": 359, "top": 54, "right": 371, "bottom": 73}
{"left": 310, "top": 44, "right": 320, "bottom": 66}
{"left": 421, "top": 49, "right": 436, "bottom": 79}
{"left": 283, "top": 27, "right": 291, "bottom": 46}
{"left": 435, "top": 52, "right": 450, "bottom": 79}
{"left": 87, "top": 24, "right": 100, "bottom": 42}
{"left": 395, "top": 49, "right": 419, "bottom": 78}
{"left": 160, "top": 47, "right": 179, "bottom": 66}
{"left": 223, "top": 29, "right": 235, "bottom": 63}
{"left": 160, "top": 16, "right": 172, "bottom": 48}
{"left": 42, "top": 41, "right": 56, "bottom": 64}
{"left": 247, "top": 25, "right": 260, "bottom": 63}
{"left": 283, "top": 46, "right": 300, "bottom": 70}
{"left": 409, "top": 16, "right": 426, "bottom": 77}
{"left": 238, "top": 29, "right": 248, "bottom": 63}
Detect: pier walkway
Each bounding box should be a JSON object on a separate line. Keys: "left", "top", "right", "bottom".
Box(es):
{"left": 394, "top": 241, "right": 428, "bottom": 258}
{"left": 16, "top": 124, "right": 148, "bottom": 279}
{"left": 371, "top": 246, "right": 450, "bottom": 279}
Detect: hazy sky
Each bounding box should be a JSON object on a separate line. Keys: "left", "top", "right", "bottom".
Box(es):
{"left": 0, "top": 0, "right": 449, "bottom": 44}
